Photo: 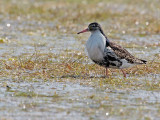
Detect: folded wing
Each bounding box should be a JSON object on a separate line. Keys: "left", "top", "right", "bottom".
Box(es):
{"left": 109, "top": 42, "right": 147, "bottom": 64}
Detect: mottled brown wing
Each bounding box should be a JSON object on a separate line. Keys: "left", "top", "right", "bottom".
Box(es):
{"left": 109, "top": 42, "right": 146, "bottom": 64}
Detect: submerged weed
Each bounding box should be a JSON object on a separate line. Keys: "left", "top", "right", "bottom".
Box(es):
{"left": 0, "top": 50, "right": 159, "bottom": 90}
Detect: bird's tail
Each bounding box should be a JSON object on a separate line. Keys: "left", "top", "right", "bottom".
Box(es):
{"left": 139, "top": 59, "right": 147, "bottom": 64}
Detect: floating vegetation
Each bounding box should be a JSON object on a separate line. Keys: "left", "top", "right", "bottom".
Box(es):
{"left": 0, "top": 51, "right": 160, "bottom": 84}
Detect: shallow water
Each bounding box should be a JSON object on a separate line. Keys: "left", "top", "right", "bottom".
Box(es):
{"left": 0, "top": 0, "right": 160, "bottom": 120}
{"left": 1, "top": 76, "right": 160, "bottom": 120}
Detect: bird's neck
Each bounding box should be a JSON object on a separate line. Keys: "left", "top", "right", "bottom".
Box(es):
{"left": 90, "top": 30, "right": 101, "bottom": 35}
{"left": 91, "top": 30, "right": 110, "bottom": 47}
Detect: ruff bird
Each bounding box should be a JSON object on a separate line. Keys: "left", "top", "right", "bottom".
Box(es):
{"left": 77, "top": 22, "right": 147, "bottom": 77}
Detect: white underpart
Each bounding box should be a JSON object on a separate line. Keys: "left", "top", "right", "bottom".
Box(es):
{"left": 119, "top": 59, "right": 134, "bottom": 69}
{"left": 86, "top": 30, "right": 106, "bottom": 61}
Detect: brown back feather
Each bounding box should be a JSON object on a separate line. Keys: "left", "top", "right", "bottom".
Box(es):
{"left": 109, "top": 42, "right": 146, "bottom": 64}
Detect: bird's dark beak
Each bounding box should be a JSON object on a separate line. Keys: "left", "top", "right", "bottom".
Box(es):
{"left": 77, "top": 28, "right": 89, "bottom": 34}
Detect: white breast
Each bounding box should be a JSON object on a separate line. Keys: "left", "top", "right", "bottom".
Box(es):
{"left": 86, "top": 30, "right": 106, "bottom": 61}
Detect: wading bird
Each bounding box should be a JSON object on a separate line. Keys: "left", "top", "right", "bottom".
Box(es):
{"left": 77, "top": 22, "right": 147, "bottom": 77}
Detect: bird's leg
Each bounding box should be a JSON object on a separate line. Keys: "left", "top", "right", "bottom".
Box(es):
{"left": 105, "top": 68, "right": 108, "bottom": 76}
{"left": 121, "top": 69, "right": 126, "bottom": 78}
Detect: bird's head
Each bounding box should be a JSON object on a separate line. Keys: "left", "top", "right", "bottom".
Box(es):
{"left": 77, "top": 22, "right": 101, "bottom": 34}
